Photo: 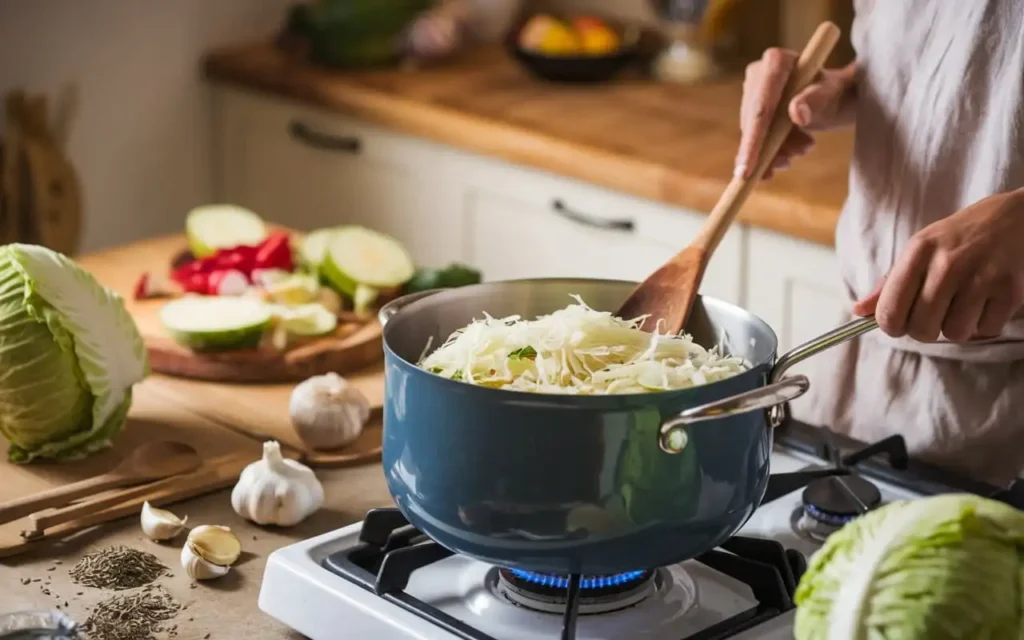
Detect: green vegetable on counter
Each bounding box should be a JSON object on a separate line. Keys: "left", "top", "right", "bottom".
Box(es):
{"left": 284, "top": 0, "right": 435, "bottom": 68}
{"left": 405, "top": 263, "right": 483, "bottom": 294}
{"left": 794, "top": 493, "right": 1024, "bottom": 640}
{"left": 185, "top": 204, "right": 268, "bottom": 259}
{"left": 318, "top": 226, "right": 415, "bottom": 316}
{"left": 0, "top": 244, "right": 149, "bottom": 462}
{"left": 160, "top": 296, "right": 273, "bottom": 351}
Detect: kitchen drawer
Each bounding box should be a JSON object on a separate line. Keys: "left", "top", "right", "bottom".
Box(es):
{"left": 212, "top": 87, "right": 466, "bottom": 268}
{"left": 744, "top": 228, "right": 847, "bottom": 358}
{"left": 447, "top": 149, "right": 744, "bottom": 306}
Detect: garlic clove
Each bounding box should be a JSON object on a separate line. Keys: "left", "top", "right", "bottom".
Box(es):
{"left": 181, "top": 541, "right": 230, "bottom": 581}
{"left": 186, "top": 525, "right": 242, "bottom": 566}
{"left": 140, "top": 501, "right": 188, "bottom": 541}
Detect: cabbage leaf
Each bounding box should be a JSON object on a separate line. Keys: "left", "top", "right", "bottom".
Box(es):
{"left": 794, "top": 493, "right": 1024, "bottom": 640}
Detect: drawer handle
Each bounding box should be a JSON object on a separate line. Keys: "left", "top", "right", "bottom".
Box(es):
{"left": 289, "top": 121, "right": 362, "bottom": 154}
{"left": 552, "top": 200, "right": 635, "bottom": 232}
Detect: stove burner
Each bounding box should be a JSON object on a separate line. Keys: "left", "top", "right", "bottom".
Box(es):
{"left": 507, "top": 569, "right": 648, "bottom": 591}
{"left": 802, "top": 473, "right": 882, "bottom": 523}
{"left": 791, "top": 473, "right": 883, "bottom": 542}
{"left": 496, "top": 568, "right": 657, "bottom": 615}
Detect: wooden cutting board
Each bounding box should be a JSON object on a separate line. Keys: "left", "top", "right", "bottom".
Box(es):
{"left": 78, "top": 234, "right": 384, "bottom": 383}
{"left": 146, "top": 362, "right": 384, "bottom": 467}
{"left": 0, "top": 378, "right": 270, "bottom": 558}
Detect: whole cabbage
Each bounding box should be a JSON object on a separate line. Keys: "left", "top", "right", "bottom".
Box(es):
{"left": 794, "top": 493, "right": 1024, "bottom": 639}
{"left": 0, "top": 244, "right": 148, "bottom": 462}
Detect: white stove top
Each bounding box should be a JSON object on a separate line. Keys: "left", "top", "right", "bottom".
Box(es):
{"left": 258, "top": 446, "right": 928, "bottom": 640}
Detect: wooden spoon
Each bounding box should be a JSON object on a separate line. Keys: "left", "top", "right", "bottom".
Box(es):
{"left": 617, "top": 22, "right": 842, "bottom": 333}
{"left": 0, "top": 440, "right": 200, "bottom": 526}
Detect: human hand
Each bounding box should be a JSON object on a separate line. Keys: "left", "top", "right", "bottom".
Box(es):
{"left": 736, "top": 49, "right": 858, "bottom": 180}
{"left": 852, "top": 191, "right": 1024, "bottom": 342}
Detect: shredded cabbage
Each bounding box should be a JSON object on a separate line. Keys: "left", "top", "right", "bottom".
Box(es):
{"left": 418, "top": 295, "right": 749, "bottom": 394}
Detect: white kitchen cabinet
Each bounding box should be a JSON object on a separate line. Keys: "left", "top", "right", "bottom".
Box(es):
{"left": 212, "top": 87, "right": 466, "bottom": 268}
{"left": 744, "top": 228, "right": 847, "bottom": 358}
{"left": 440, "top": 149, "right": 745, "bottom": 307}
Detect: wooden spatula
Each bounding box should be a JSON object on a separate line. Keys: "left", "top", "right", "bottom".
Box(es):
{"left": 0, "top": 440, "right": 200, "bottom": 526}
{"left": 617, "top": 22, "right": 842, "bottom": 333}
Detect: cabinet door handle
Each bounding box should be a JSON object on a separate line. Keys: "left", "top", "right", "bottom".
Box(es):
{"left": 552, "top": 199, "right": 635, "bottom": 232}
{"left": 289, "top": 120, "right": 362, "bottom": 154}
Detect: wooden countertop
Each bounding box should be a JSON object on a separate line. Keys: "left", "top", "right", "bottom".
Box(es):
{"left": 2, "top": 241, "right": 394, "bottom": 637}
{"left": 204, "top": 43, "right": 853, "bottom": 246}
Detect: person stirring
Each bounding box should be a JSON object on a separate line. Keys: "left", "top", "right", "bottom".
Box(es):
{"left": 735, "top": 1, "right": 1024, "bottom": 485}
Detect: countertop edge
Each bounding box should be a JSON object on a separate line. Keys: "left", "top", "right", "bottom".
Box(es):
{"left": 203, "top": 49, "right": 840, "bottom": 247}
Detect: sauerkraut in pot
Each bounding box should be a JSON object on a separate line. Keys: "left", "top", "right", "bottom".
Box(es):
{"left": 418, "top": 295, "right": 748, "bottom": 395}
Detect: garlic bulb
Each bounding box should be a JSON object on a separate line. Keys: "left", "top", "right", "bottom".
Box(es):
{"left": 230, "top": 441, "right": 325, "bottom": 527}
{"left": 139, "top": 501, "right": 188, "bottom": 541}
{"left": 180, "top": 525, "right": 241, "bottom": 581}
{"left": 289, "top": 373, "right": 369, "bottom": 450}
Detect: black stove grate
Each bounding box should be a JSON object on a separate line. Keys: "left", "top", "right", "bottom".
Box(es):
{"left": 321, "top": 421, "right": 1024, "bottom": 640}
{"left": 772, "top": 419, "right": 1024, "bottom": 510}
{"left": 322, "top": 507, "right": 807, "bottom": 640}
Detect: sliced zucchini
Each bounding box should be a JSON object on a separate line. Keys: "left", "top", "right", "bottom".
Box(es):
{"left": 160, "top": 296, "right": 272, "bottom": 351}
{"left": 298, "top": 226, "right": 344, "bottom": 269}
{"left": 321, "top": 226, "right": 414, "bottom": 296}
{"left": 270, "top": 303, "right": 338, "bottom": 337}
{"left": 186, "top": 205, "right": 268, "bottom": 258}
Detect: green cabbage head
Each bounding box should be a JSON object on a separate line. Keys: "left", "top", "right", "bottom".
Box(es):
{"left": 0, "top": 244, "right": 148, "bottom": 462}
{"left": 794, "top": 493, "right": 1024, "bottom": 640}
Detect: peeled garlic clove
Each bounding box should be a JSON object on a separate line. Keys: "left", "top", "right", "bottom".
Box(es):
{"left": 186, "top": 525, "right": 242, "bottom": 566}
{"left": 140, "top": 501, "right": 188, "bottom": 541}
{"left": 181, "top": 542, "right": 230, "bottom": 581}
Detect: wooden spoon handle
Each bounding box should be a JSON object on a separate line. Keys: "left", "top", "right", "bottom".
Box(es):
{"left": 0, "top": 472, "right": 128, "bottom": 526}
{"left": 691, "top": 21, "right": 841, "bottom": 253}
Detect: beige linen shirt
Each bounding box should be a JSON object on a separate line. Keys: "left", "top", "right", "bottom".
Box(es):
{"left": 794, "top": 0, "right": 1024, "bottom": 485}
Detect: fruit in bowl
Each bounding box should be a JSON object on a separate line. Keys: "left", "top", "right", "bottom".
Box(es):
{"left": 518, "top": 14, "right": 623, "bottom": 57}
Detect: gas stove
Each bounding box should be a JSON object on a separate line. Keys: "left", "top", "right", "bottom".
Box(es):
{"left": 259, "top": 421, "right": 1024, "bottom": 640}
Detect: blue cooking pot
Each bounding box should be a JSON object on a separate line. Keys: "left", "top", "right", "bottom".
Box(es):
{"left": 378, "top": 279, "right": 876, "bottom": 575}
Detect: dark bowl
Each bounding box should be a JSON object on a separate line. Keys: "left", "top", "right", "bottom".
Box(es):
{"left": 506, "top": 16, "right": 641, "bottom": 84}
{"left": 509, "top": 45, "right": 638, "bottom": 84}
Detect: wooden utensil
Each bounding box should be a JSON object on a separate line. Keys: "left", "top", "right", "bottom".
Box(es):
{"left": 1, "top": 450, "right": 264, "bottom": 558}
{"left": 617, "top": 21, "right": 841, "bottom": 333}
{"left": 23, "top": 449, "right": 261, "bottom": 538}
{"left": 0, "top": 440, "right": 200, "bottom": 526}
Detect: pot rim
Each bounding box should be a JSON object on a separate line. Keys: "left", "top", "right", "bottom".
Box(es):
{"left": 381, "top": 277, "right": 778, "bottom": 406}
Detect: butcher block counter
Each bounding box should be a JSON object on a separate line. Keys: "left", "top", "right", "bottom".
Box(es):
{"left": 0, "top": 240, "right": 395, "bottom": 639}
{"left": 203, "top": 43, "right": 854, "bottom": 247}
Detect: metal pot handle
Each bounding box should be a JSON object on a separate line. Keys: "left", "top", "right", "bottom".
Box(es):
{"left": 658, "top": 315, "right": 879, "bottom": 454}
{"left": 377, "top": 289, "right": 445, "bottom": 327}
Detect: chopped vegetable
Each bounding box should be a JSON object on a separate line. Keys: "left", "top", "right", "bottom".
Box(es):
{"left": 794, "top": 494, "right": 1024, "bottom": 640}
{"left": 134, "top": 272, "right": 180, "bottom": 300}
{"left": 207, "top": 269, "right": 249, "bottom": 296}
{"left": 298, "top": 227, "right": 344, "bottom": 270}
{"left": 253, "top": 231, "right": 295, "bottom": 273}
{"left": 185, "top": 205, "right": 268, "bottom": 258}
{"left": 419, "top": 296, "right": 748, "bottom": 395}
{"left": 320, "top": 226, "right": 414, "bottom": 296}
{"left": 405, "top": 263, "right": 482, "bottom": 294}
{"left": 159, "top": 296, "right": 273, "bottom": 351}
{"left": 271, "top": 303, "right": 338, "bottom": 337}
{"left": 264, "top": 273, "right": 320, "bottom": 305}
{"left": 0, "top": 244, "right": 149, "bottom": 462}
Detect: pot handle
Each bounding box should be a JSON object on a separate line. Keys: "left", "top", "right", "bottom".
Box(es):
{"left": 377, "top": 289, "right": 444, "bottom": 327}
{"left": 658, "top": 315, "right": 878, "bottom": 454}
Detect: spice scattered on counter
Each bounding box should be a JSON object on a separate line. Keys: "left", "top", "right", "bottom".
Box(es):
{"left": 82, "top": 584, "right": 181, "bottom": 640}
{"left": 69, "top": 545, "right": 168, "bottom": 590}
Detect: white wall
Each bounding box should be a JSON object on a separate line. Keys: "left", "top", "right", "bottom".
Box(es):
{"left": 0, "top": 0, "right": 294, "bottom": 253}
